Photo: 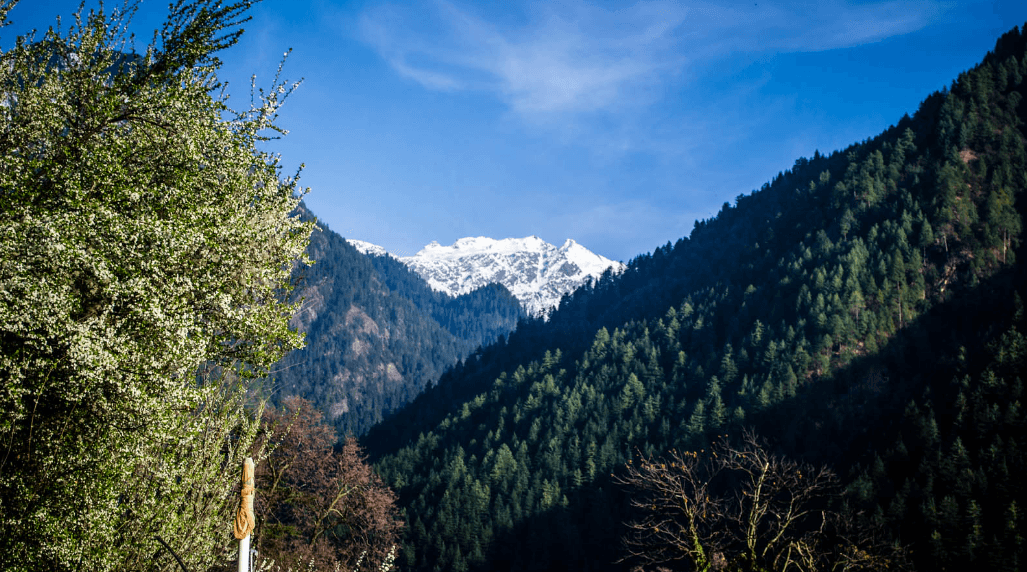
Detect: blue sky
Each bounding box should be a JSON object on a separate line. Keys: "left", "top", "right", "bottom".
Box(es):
{"left": 8, "top": 0, "right": 1027, "bottom": 262}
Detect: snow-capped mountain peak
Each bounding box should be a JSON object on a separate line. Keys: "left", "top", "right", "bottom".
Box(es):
{"left": 404, "top": 236, "right": 623, "bottom": 317}
{"left": 345, "top": 236, "right": 624, "bottom": 318}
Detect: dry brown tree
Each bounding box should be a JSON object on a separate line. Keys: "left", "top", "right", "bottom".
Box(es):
{"left": 252, "top": 396, "right": 402, "bottom": 571}
{"left": 615, "top": 431, "right": 906, "bottom": 572}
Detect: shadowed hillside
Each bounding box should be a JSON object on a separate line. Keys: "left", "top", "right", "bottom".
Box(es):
{"left": 367, "top": 24, "right": 1027, "bottom": 572}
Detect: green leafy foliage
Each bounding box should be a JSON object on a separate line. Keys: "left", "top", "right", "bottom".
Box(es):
{"left": 0, "top": 1, "right": 313, "bottom": 569}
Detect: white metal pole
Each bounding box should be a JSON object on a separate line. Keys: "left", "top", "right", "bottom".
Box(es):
{"left": 238, "top": 532, "right": 250, "bottom": 572}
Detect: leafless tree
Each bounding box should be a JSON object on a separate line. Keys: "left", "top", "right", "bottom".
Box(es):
{"left": 252, "top": 396, "right": 402, "bottom": 571}
{"left": 615, "top": 431, "right": 906, "bottom": 572}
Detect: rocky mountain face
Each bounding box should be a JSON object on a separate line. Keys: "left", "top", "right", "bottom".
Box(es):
{"left": 349, "top": 236, "right": 625, "bottom": 317}
{"left": 271, "top": 210, "right": 523, "bottom": 437}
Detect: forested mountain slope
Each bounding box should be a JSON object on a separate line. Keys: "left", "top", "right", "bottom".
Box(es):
{"left": 272, "top": 210, "right": 524, "bottom": 437}
{"left": 368, "top": 25, "right": 1027, "bottom": 572}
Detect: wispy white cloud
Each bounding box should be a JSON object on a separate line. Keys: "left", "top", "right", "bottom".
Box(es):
{"left": 358, "top": 0, "right": 942, "bottom": 120}
{"left": 358, "top": 0, "right": 689, "bottom": 116}
{"left": 708, "top": 0, "right": 945, "bottom": 53}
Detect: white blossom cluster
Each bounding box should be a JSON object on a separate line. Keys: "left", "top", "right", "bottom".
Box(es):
{"left": 0, "top": 1, "right": 313, "bottom": 569}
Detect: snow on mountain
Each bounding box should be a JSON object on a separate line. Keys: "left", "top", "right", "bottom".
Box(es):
{"left": 346, "top": 239, "right": 390, "bottom": 257}
{"left": 345, "top": 236, "right": 624, "bottom": 317}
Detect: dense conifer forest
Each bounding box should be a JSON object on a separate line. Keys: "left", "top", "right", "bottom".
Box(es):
{"left": 365, "top": 25, "right": 1027, "bottom": 572}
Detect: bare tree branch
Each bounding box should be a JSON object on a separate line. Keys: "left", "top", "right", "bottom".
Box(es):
{"left": 252, "top": 397, "right": 403, "bottom": 572}
{"left": 615, "top": 430, "right": 908, "bottom": 572}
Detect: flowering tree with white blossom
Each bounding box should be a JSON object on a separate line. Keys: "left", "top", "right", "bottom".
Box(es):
{"left": 0, "top": 1, "right": 313, "bottom": 569}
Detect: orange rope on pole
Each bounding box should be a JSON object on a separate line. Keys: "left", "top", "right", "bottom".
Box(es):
{"left": 233, "top": 457, "right": 255, "bottom": 540}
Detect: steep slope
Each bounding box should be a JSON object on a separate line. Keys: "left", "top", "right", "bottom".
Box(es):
{"left": 350, "top": 236, "right": 624, "bottom": 317}
{"left": 368, "top": 25, "right": 1027, "bottom": 572}
{"left": 272, "top": 211, "right": 524, "bottom": 437}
